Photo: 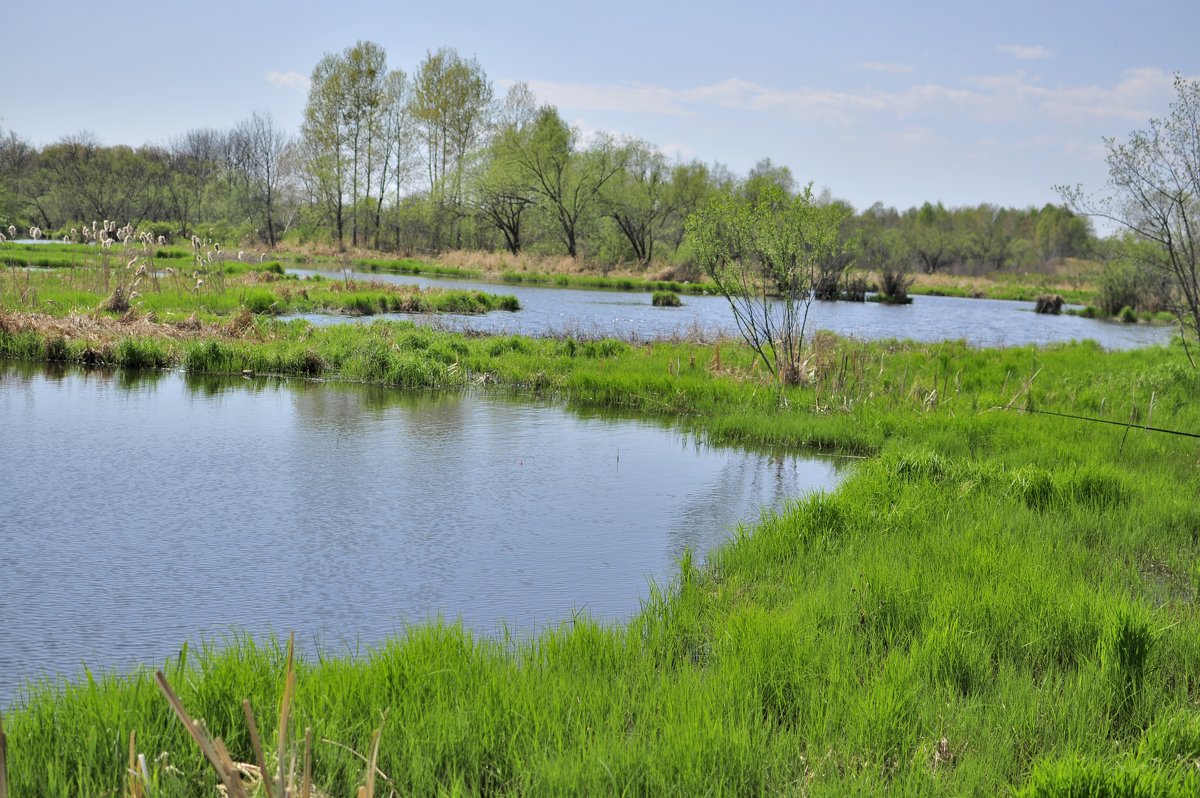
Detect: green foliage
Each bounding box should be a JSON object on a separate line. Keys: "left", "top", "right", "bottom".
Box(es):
{"left": 651, "top": 290, "right": 681, "bottom": 307}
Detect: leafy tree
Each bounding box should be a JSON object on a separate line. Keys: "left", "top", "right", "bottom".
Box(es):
{"left": 686, "top": 182, "right": 850, "bottom": 388}
{"left": 474, "top": 94, "right": 538, "bottom": 255}
{"left": 1034, "top": 203, "right": 1091, "bottom": 262}
{"left": 342, "top": 41, "right": 389, "bottom": 248}
{"left": 602, "top": 139, "right": 673, "bottom": 266}
{"left": 907, "top": 202, "right": 953, "bottom": 273}
{"left": 409, "top": 47, "right": 493, "bottom": 248}
{"left": 742, "top": 157, "right": 795, "bottom": 202}
{"left": 965, "top": 204, "right": 1015, "bottom": 271}
{"left": 663, "top": 160, "right": 721, "bottom": 251}
{"left": 300, "top": 41, "right": 390, "bottom": 248}
{"left": 377, "top": 69, "right": 420, "bottom": 250}
{"left": 302, "top": 52, "right": 351, "bottom": 245}
{"left": 510, "top": 106, "right": 625, "bottom": 258}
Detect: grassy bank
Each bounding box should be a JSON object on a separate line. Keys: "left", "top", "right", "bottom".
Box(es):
{"left": 2, "top": 315, "right": 1199, "bottom": 794}
{"left": 1, "top": 263, "right": 519, "bottom": 322}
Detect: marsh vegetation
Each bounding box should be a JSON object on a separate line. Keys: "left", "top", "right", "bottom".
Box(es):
{"left": 1, "top": 317, "right": 1198, "bottom": 794}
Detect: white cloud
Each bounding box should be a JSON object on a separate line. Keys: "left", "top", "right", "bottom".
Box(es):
{"left": 526, "top": 80, "right": 691, "bottom": 116}
{"left": 857, "top": 62, "right": 915, "bottom": 75}
{"left": 523, "top": 68, "right": 1185, "bottom": 131}
{"left": 996, "top": 44, "right": 1054, "bottom": 60}
{"left": 265, "top": 70, "right": 309, "bottom": 92}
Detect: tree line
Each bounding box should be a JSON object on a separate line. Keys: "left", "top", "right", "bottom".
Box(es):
{"left": 0, "top": 40, "right": 1094, "bottom": 276}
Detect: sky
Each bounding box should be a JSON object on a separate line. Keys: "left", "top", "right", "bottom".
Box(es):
{"left": 3, "top": 0, "right": 1198, "bottom": 215}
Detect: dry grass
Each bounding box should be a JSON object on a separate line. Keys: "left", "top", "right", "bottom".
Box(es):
{"left": 910, "top": 271, "right": 1095, "bottom": 298}
{"left": 0, "top": 309, "right": 226, "bottom": 344}
{"left": 434, "top": 249, "right": 698, "bottom": 282}
{"left": 435, "top": 249, "right": 585, "bottom": 276}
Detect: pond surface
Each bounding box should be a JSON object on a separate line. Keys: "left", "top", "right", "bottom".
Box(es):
{"left": 0, "top": 361, "right": 843, "bottom": 707}
{"left": 287, "top": 268, "right": 1171, "bottom": 350}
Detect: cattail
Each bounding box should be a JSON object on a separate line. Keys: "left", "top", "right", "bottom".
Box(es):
{"left": 157, "top": 235, "right": 166, "bottom": 245}
{"left": 237, "top": 250, "right": 244, "bottom": 261}
{"left": 6, "top": 224, "right": 15, "bottom": 238}
{"left": 195, "top": 278, "right": 204, "bottom": 288}
{"left": 0, "top": 232, "right": 6, "bottom": 243}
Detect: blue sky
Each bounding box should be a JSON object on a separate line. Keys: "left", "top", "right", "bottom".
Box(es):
{"left": 3, "top": 0, "right": 1198, "bottom": 214}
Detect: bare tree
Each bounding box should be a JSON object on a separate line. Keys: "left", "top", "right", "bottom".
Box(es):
{"left": 237, "top": 111, "right": 292, "bottom": 246}
{"left": 1060, "top": 74, "right": 1200, "bottom": 353}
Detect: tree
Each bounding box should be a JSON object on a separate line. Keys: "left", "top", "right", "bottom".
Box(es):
{"left": 1034, "top": 203, "right": 1091, "bottom": 263}
{"left": 167, "top": 128, "right": 224, "bottom": 236}
{"left": 742, "top": 157, "right": 795, "bottom": 202}
{"left": 811, "top": 196, "right": 857, "bottom": 300}
{"left": 602, "top": 139, "right": 673, "bottom": 266}
{"left": 302, "top": 52, "right": 351, "bottom": 245}
{"left": 344, "top": 42, "right": 389, "bottom": 248}
{"left": 864, "top": 229, "right": 916, "bottom": 303}
{"left": 0, "top": 127, "right": 35, "bottom": 229}
{"left": 686, "top": 182, "right": 851, "bottom": 388}
{"left": 907, "top": 202, "right": 953, "bottom": 274}
{"left": 474, "top": 91, "right": 538, "bottom": 255}
{"left": 1061, "top": 74, "right": 1200, "bottom": 349}
{"left": 236, "top": 111, "right": 293, "bottom": 246}
{"left": 377, "top": 69, "right": 420, "bottom": 250}
{"left": 409, "top": 47, "right": 493, "bottom": 248}
{"left": 965, "top": 204, "right": 1015, "bottom": 271}
{"left": 510, "top": 106, "right": 626, "bottom": 258}
{"left": 300, "top": 41, "right": 390, "bottom": 248}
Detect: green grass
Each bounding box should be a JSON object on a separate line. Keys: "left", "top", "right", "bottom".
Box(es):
{"left": 2, "top": 316, "right": 1200, "bottom": 794}
{"left": 652, "top": 290, "right": 683, "bottom": 307}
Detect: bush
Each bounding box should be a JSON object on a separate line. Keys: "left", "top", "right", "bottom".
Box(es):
{"left": 652, "top": 290, "right": 682, "bottom": 307}
{"left": 878, "top": 267, "right": 914, "bottom": 303}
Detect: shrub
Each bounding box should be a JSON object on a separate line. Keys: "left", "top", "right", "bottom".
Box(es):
{"left": 652, "top": 290, "right": 682, "bottom": 307}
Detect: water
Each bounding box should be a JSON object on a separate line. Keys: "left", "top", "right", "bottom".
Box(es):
{"left": 286, "top": 267, "right": 1171, "bottom": 350}
{"left": 0, "top": 361, "right": 843, "bottom": 707}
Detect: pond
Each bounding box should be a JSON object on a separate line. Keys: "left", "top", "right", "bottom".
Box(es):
{"left": 0, "top": 361, "right": 844, "bottom": 707}
{"left": 286, "top": 267, "right": 1172, "bottom": 350}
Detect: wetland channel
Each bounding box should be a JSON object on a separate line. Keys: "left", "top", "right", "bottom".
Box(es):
{"left": 0, "top": 361, "right": 843, "bottom": 706}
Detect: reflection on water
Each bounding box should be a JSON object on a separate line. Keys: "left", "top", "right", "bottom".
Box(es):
{"left": 0, "top": 361, "right": 843, "bottom": 706}
{"left": 286, "top": 267, "right": 1172, "bottom": 350}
